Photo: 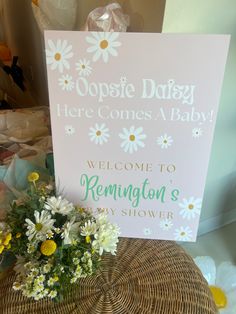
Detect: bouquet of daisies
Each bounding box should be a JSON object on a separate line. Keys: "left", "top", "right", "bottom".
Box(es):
{"left": 0, "top": 172, "right": 120, "bottom": 301}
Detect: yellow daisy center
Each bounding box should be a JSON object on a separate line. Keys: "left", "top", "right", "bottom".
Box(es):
{"left": 54, "top": 52, "right": 61, "bottom": 61}
{"left": 35, "top": 223, "right": 43, "bottom": 231}
{"left": 209, "top": 286, "right": 227, "bottom": 309}
{"left": 100, "top": 40, "right": 109, "bottom": 49}
{"left": 180, "top": 232, "right": 186, "bottom": 236}
{"left": 64, "top": 80, "right": 68, "bottom": 84}
{"left": 28, "top": 172, "right": 39, "bottom": 182}
{"left": 85, "top": 235, "right": 91, "bottom": 243}
{"left": 81, "top": 64, "right": 85, "bottom": 69}
{"left": 188, "top": 204, "right": 194, "bottom": 210}
{"left": 163, "top": 140, "right": 167, "bottom": 143}
{"left": 129, "top": 134, "right": 135, "bottom": 141}
{"left": 96, "top": 130, "right": 101, "bottom": 136}
{"left": 40, "top": 240, "right": 57, "bottom": 256}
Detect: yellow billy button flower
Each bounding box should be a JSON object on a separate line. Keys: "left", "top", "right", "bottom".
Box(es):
{"left": 16, "top": 232, "right": 22, "bottom": 239}
{"left": 27, "top": 172, "right": 39, "bottom": 183}
{"left": 40, "top": 240, "right": 57, "bottom": 256}
{"left": 3, "top": 233, "right": 12, "bottom": 246}
{"left": 0, "top": 245, "right": 4, "bottom": 254}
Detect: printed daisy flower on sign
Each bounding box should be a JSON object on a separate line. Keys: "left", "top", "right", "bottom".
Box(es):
{"left": 65, "top": 125, "right": 75, "bottom": 136}
{"left": 89, "top": 123, "right": 110, "bottom": 145}
{"left": 120, "top": 76, "right": 127, "bottom": 85}
{"left": 46, "top": 39, "right": 73, "bottom": 73}
{"left": 119, "top": 126, "right": 146, "bottom": 154}
{"left": 174, "top": 226, "right": 192, "bottom": 241}
{"left": 157, "top": 134, "right": 173, "bottom": 149}
{"left": 86, "top": 32, "right": 121, "bottom": 63}
{"left": 179, "top": 197, "right": 202, "bottom": 220}
{"left": 192, "top": 127, "right": 203, "bottom": 138}
{"left": 159, "top": 219, "right": 173, "bottom": 231}
{"left": 76, "top": 58, "right": 92, "bottom": 76}
{"left": 194, "top": 256, "right": 236, "bottom": 313}
{"left": 143, "top": 228, "right": 152, "bottom": 236}
{"left": 58, "top": 74, "right": 74, "bottom": 91}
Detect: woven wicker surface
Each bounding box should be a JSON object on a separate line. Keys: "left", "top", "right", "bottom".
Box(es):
{"left": 0, "top": 238, "right": 217, "bottom": 314}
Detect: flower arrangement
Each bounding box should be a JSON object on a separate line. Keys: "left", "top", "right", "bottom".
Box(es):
{"left": 0, "top": 172, "right": 120, "bottom": 301}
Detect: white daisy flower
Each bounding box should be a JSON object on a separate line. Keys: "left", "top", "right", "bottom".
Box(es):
{"left": 92, "top": 215, "right": 120, "bottom": 256}
{"left": 86, "top": 32, "right": 121, "bottom": 63}
{"left": 179, "top": 197, "right": 202, "bottom": 220}
{"left": 194, "top": 256, "right": 236, "bottom": 313}
{"left": 44, "top": 196, "right": 74, "bottom": 216}
{"left": 143, "top": 228, "right": 152, "bottom": 236}
{"left": 54, "top": 227, "right": 61, "bottom": 234}
{"left": 96, "top": 213, "right": 109, "bottom": 226}
{"left": 46, "top": 230, "right": 54, "bottom": 239}
{"left": 174, "top": 226, "right": 192, "bottom": 241}
{"left": 192, "top": 127, "right": 203, "bottom": 138}
{"left": 159, "top": 219, "right": 173, "bottom": 231}
{"left": 157, "top": 134, "right": 173, "bottom": 149}
{"left": 92, "top": 226, "right": 119, "bottom": 256}
{"left": 61, "top": 217, "right": 80, "bottom": 245}
{"left": 46, "top": 39, "right": 73, "bottom": 73}
{"left": 119, "top": 126, "right": 146, "bottom": 154}
{"left": 65, "top": 125, "right": 75, "bottom": 135}
{"left": 76, "top": 58, "right": 92, "bottom": 76}
{"left": 48, "top": 290, "right": 57, "bottom": 299}
{"left": 89, "top": 123, "right": 110, "bottom": 145}
{"left": 42, "top": 263, "right": 52, "bottom": 274}
{"left": 13, "top": 282, "right": 22, "bottom": 291}
{"left": 58, "top": 74, "right": 74, "bottom": 91}
{"left": 25, "top": 210, "right": 55, "bottom": 242}
{"left": 80, "top": 220, "right": 97, "bottom": 236}
{"left": 27, "top": 243, "right": 36, "bottom": 254}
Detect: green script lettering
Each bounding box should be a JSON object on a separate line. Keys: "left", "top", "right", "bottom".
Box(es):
{"left": 79, "top": 174, "right": 177, "bottom": 207}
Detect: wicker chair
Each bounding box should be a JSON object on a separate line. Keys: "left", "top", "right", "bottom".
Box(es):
{"left": 0, "top": 238, "right": 217, "bottom": 313}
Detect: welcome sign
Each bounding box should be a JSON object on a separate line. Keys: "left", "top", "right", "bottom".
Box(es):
{"left": 45, "top": 31, "right": 229, "bottom": 241}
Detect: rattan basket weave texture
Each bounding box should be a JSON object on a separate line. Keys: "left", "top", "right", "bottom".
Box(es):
{"left": 0, "top": 238, "right": 217, "bottom": 314}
